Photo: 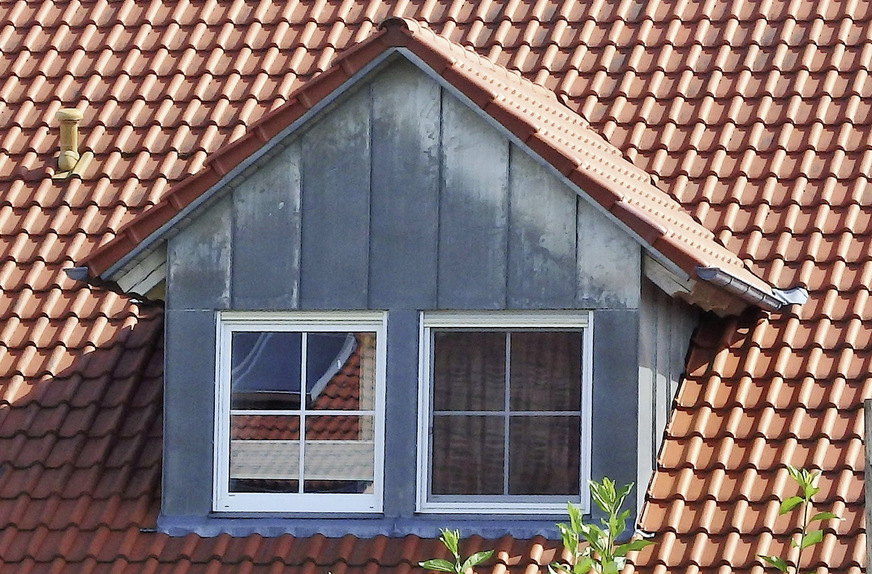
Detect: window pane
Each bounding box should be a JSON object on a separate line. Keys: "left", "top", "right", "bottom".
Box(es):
{"left": 510, "top": 332, "right": 581, "bottom": 411}
{"left": 508, "top": 416, "right": 580, "bottom": 495}
{"left": 431, "top": 415, "right": 504, "bottom": 495}
{"left": 433, "top": 332, "right": 506, "bottom": 411}
{"left": 303, "top": 415, "right": 375, "bottom": 494}
{"left": 229, "top": 414, "right": 301, "bottom": 493}
{"left": 308, "top": 332, "right": 376, "bottom": 411}
{"left": 231, "top": 332, "right": 302, "bottom": 409}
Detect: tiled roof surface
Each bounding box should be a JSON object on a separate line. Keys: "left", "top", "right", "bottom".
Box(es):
{"left": 0, "top": 1, "right": 867, "bottom": 572}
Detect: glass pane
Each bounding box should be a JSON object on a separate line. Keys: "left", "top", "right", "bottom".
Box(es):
{"left": 510, "top": 332, "right": 582, "bottom": 411}
{"left": 231, "top": 414, "right": 300, "bottom": 440}
{"left": 303, "top": 415, "right": 375, "bottom": 493}
{"left": 229, "top": 414, "right": 301, "bottom": 492}
{"left": 508, "top": 416, "right": 580, "bottom": 495}
{"left": 308, "top": 332, "right": 376, "bottom": 411}
{"left": 231, "top": 332, "right": 302, "bottom": 410}
{"left": 431, "top": 415, "right": 504, "bottom": 495}
{"left": 433, "top": 331, "right": 506, "bottom": 411}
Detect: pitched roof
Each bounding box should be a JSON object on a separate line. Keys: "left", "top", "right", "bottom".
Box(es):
{"left": 0, "top": 1, "right": 867, "bottom": 573}
{"left": 77, "top": 17, "right": 790, "bottom": 312}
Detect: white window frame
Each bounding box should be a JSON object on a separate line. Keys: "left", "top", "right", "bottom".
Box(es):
{"left": 416, "top": 311, "right": 593, "bottom": 514}
{"left": 214, "top": 311, "right": 387, "bottom": 513}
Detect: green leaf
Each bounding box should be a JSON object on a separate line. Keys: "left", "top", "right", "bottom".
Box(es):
{"left": 779, "top": 496, "right": 804, "bottom": 515}
{"left": 810, "top": 511, "right": 843, "bottom": 522}
{"left": 573, "top": 556, "right": 594, "bottom": 574}
{"left": 419, "top": 559, "right": 457, "bottom": 573}
{"left": 800, "top": 529, "right": 824, "bottom": 549}
{"left": 548, "top": 563, "right": 570, "bottom": 574}
{"left": 460, "top": 550, "right": 494, "bottom": 572}
{"left": 615, "top": 539, "right": 654, "bottom": 556}
{"left": 758, "top": 554, "right": 790, "bottom": 572}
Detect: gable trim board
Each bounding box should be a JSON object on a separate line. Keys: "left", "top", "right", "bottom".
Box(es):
{"left": 70, "top": 18, "right": 804, "bottom": 315}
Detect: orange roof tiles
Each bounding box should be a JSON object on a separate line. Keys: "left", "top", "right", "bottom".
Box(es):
{"left": 0, "top": 0, "right": 870, "bottom": 572}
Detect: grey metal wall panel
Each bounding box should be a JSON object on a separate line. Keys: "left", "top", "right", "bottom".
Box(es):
{"left": 636, "top": 277, "right": 698, "bottom": 510}
{"left": 590, "top": 309, "right": 639, "bottom": 523}
{"left": 382, "top": 309, "right": 419, "bottom": 517}
{"left": 231, "top": 141, "right": 302, "bottom": 309}
{"left": 507, "top": 146, "right": 577, "bottom": 308}
{"left": 167, "top": 196, "right": 232, "bottom": 311}
{"left": 576, "top": 197, "right": 641, "bottom": 309}
{"left": 437, "top": 92, "right": 510, "bottom": 309}
{"left": 300, "top": 88, "right": 371, "bottom": 309}
{"left": 162, "top": 308, "right": 216, "bottom": 516}
{"left": 369, "top": 61, "right": 440, "bottom": 308}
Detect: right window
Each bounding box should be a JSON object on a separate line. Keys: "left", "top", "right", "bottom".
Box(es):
{"left": 417, "top": 312, "right": 592, "bottom": 513}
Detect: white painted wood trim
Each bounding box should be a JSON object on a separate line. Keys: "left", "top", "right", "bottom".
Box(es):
{"left": 416, "top": 311, "right": 592, "bottom": 514}
{"left": 213, "top": 311, "right": 387, "bottom": 514}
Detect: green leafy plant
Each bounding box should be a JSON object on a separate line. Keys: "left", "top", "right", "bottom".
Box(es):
{"left": 419, "top": 528, "right": 494, "bottom": 573}
{"left": 549, "top": 478, "right": 652, "bottom": 574}
{"left": 758, "top": 465, "right": 844, "bottom": 574}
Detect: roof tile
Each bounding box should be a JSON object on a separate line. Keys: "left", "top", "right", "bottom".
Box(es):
{"left": 0, "top": 1, "right": 870, "bottom": 572}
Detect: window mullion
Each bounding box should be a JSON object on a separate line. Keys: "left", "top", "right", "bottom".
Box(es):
{"left": 299, "top": 332, "right": 307, "bottom": 494}
{"left": 503, "top": 332, "right": 510, "bottom": 497}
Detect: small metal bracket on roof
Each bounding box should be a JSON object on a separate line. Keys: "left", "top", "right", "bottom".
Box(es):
{"left": 771, "top": 285, "right": 809, "bottom": 306}
{"left": 696, "top": 266, "right": 808, "bottom": 311}
{"left": 53, "top": 108, "right": 92, "bottom": 180}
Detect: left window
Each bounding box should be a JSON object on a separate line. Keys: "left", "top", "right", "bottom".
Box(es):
{"left": 214, "top": 312, "right": 386, "bottom": 513}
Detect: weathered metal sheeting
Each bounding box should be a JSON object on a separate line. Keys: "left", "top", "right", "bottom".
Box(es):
{"left": 437, "top": 89, "right": 510, "bottom": 309}
{"left": 162, "top": 307, "right": 216, "bottom": 515}
{"left": 232, "top": 141, "right": 302, "bottom": 310}
{"left": 300, "top": 87, "right": 372, "bottom": 309}
{"left": 636, "top": 277, "right": 698, "bottom": 510}
{"left": 369, "top": 61, "right": 440, "bottom": 309}
{"left": 577, "top": 197, "right": 641, "bottom": 309}
{"left": 167, "top": 195, "right": 232, "bottom": 311}
{"left": 507, "top": 147, "right": 577, "bottom": 309}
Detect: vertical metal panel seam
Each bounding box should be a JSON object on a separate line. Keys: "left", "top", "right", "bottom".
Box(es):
{"left": 503, "top": 141, "right": 512, "bottom": 309}
{"left": 574, "top": 194, "right": 581, "bottom": 305}
{"left": 435, "top": 86, "right": 445, "bottom": 308}
{"left": 293, "top": 141, "right": 303, "bottom": 310}
{"left": 229, "top": 187, "right": 237, "bottom": 308}
{"left": 366, "top": 83, "right": 375, "bottom": 310}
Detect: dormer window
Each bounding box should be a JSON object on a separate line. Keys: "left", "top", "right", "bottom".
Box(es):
{"left": 417, "top": 312, "right": 593, "bottom": 513}
{"left": 214, "top": 312, "right": 387, "bottom": 513}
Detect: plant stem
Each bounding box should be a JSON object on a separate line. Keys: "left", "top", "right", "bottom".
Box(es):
{"left": 793, "top": 497, "right": 809, "bottom": 574}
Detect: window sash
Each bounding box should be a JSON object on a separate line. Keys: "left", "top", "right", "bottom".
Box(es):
{"left": 416, "top": 311, "right": 593, "bottom": 514}
{"left": 214, "top": 311, "right": 387, "bottom": 513}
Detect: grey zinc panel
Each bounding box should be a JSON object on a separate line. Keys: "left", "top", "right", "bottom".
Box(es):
{"left": 162, "top": 308, "right": 216, "bottom": 516}
{"left": 166, "top": 196, "right": 232, "bottom": 311}
{"left": 576, "top": 196, "right": 641, "bottom": 309}
{"left": 231, "top": 141, "right": 302, "bottom": 309}
{"left": 507, "top": 145, "right": 577, "bottom": 308}
{"left": 300, "top": 88, "right": 372, "bottom": 309}
{"left": 590, "top": 309, "right": 639, "bottom": 524}
{"left": 369, "top": 61, "right": 440, "bottom": 308}
{"left": 437, "top": 91, "right": 510, "bottom": 309}
{"left": 382, "top": 309, "right": 420, "bottom": 517}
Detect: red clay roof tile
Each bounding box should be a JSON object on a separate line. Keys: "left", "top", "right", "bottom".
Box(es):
{"left": 0, "top": 1, "right": 869, "bottom": 572}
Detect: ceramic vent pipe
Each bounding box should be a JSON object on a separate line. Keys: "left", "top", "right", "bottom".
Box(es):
{"left": 56, "top": 108, "right": 83, "bottom": 172}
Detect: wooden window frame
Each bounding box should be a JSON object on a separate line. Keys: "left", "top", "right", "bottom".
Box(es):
{"left": 213, "top": 311, "right": 387, "bottom": 513}
{"left": 416, "top": 311, "right": 593, "bottom": 514}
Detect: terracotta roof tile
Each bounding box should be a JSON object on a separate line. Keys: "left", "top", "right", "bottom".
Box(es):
{"left": 0, "top": 1, "right": 870, "bottom": 572}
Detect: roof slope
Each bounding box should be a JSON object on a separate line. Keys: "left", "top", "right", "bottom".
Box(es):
{"left": 0, "top": 1, "right": 867, "bottom": 573}
{"left": 78, "top": 17, "right": 783, "bottom": 312}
